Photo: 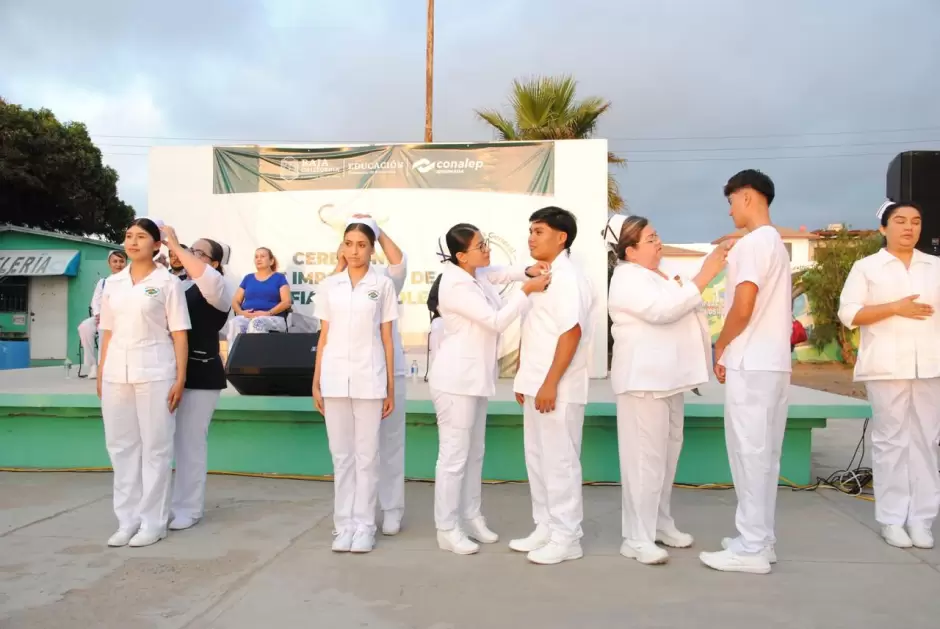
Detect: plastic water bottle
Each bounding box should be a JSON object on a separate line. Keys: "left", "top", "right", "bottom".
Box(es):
{"left": 410, "top": 360, "right": 419, "bottom": 381}
{"left": 63, "top": 357, "right": 72, "bottom": 379}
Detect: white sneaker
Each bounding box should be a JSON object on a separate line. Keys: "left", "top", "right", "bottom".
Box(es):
{"left": 88, "top": 366, "right": 98, "bottom": 380}
{"left": 656, "top": 527, "right": 694, "bottom": 548}
{"left": 332, "top": 529, "right": 355, "bottom": 552}
{"left": 699, "top": 549, "right": 771, "bottom": 574}
{"left": 508, "top": 524, "right": 551, "bottom": 553}
{"left": 169, "top": 516, "right": 200, "bottom": 531}
{"left": 128, "top": 529, "right": 166, "bottom": 548}
{"left": 382, "top": 511, "right": 402, "bottom": 536}
{"left": 437, "top": 528, "right": 480, "bottom": 555}
{"left": 463, "top": 516, "right": 499, "bottom": 544}
{"left": 527, "top": 540, "right": 583, "bottom": 565}
{"left": 721, "top": 537, "right": 777, "bottom": 564}
{"left": 107, "top": 528, "right": 138, "bottom": 547}
{"left": 350, "top": 529, "right": 375, "bottom": 553}
{"left": 906, "top": 525, "right": 934, "bottom": 549}
{"left": 621, "top": 540, "right": 669, "bottom": 565}
{"left": 882, "top": 525, "right": 913, "bottom": 548}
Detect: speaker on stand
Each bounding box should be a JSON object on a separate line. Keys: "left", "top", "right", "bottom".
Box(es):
{"left": 886, "top": 151, "right": 940, "bottom": 256}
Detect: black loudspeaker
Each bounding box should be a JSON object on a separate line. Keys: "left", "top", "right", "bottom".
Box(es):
{"left": 886, "top": 151, "right": 940, "bottom": 255}
{"left": 225, "top": 332, "right": 319, "bottom": 396}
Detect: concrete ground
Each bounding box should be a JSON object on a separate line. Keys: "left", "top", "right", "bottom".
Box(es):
{"left": 1, "top": 419, "right": 939, "bottom": 629}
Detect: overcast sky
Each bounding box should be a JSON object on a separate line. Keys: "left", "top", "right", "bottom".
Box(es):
{"left": 2, "top": 0, "right": 938, "bottom": 242}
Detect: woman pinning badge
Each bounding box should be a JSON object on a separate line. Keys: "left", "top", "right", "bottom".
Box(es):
{"left": 313, "top": 216, "right": 399, "bottom": 553}
{"left": 607, "top": 214, "right": 731, "bottom": 565}
{"left": 159, "top": 225, "right": 234, "bottom": 532}
{"left": 97, "top": 218, "right": 191, "bottom": 548}
{"left": 427, "top": 223, "right": 551, "bottom": 555}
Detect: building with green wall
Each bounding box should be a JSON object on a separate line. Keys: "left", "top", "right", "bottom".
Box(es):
{"left": 0, "top": 225, "right": 121, "bottom": 368}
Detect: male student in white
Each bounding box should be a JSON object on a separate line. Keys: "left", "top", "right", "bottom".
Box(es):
{"left": 699, "top": 169, "right": 792, "bottom": 575}
{"left": 78, "top": 251, "right": 127, "bottom": 378}
{"left": 332, "top": 214, "right": 408, "bottom": 536}
{"left": 511, "top": 206, "right": 595, "bottom": 566}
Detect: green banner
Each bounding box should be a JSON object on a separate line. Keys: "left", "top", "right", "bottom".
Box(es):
{"left": 212, "top": 143, "right": 554, "bottom": 195}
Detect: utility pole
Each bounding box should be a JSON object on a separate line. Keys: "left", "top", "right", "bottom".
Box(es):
{"left": 424, "top": 0, "right": 434, "bottom": 143}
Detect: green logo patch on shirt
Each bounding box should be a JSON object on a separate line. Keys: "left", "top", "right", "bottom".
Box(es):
{"left": 144, "top": 287, "right": 160, "bottom": 297}
{"left": 367, "top": 290, "right": 379, "bottom": 300}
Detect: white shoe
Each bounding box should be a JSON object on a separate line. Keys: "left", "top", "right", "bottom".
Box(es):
{"left": 656, "top": 527, "right": 694, "bottom": 549}
{"left": 906, "top": 525, "right": 933, "bottom": 549}
{"left": 620, "top": 540, "right": 669, "bottom": 565}
{"left": 382, "top": 511, "right": 402, "bottom": 536}
{"left": 699, "top": 549, "right": 771, "bottom": 574}
{"left": 721, "top": 537, "right": 777, "bottom": 564}
{"left": 128, "top": 529, "right": 166, "bottom": 548}
{"left": 882, "top": 525, "right": 913, "bottom": 548}
{"left": 107, "top": 528, "right": 138, "bottom": 547}
{"left": 332, "top": 529, "right": 355, "bottom": 552}
{"left": 437, "top": 528, "right": 480, "bottom": 555}
{"left": 463, "top": 516, "right": 499, "bottom": 544}
{"left": 509, "top": 524, "right": 551, "bottom": 553}
{"left": 350, "top": 529, "right": 375, "bottom": 553}
{"left": 88, "top": 366, "right": 97, "bottom": 380}
{"left": 527, "top": 540, "right": 583, "bottom": 565}
{"left": 169, "top": 516, "right": 200, "bottom": 531}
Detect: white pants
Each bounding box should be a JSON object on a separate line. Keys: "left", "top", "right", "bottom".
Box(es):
{"left": 324, "top": 397, "right": 383, "bottom": 535}
{"left": 522, "top": 396, "right": 585, "bottom": 544}
{"left": 430, "top": 389, "right": 487, "bottom": 530}
{"left": 724, "top": 369, "right": 790, "bottom": 555}
{"left": 867, "top": 378, "right": 940, "bottom": 528}
{"left": 171, "top": 389, "right": 222, "bottom": 521}
{"left": 617, "top": 392, "right": 684, "bottom": 544}
{"left": 378, "top": 376, "right": 407, "bottom": 517}
{"left": 225, "top": 315, "right": 287, "bottom": 348}
{"left": 101, "top": 379, "right": 176, "bottom": 533}
{"left": 78, "top": 316, "right": 98, "bottom": 368}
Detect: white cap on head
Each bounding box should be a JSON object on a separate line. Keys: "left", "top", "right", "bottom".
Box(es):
{"left": 875, "top": 200, "right": 893, "bottom": 221}
{"left": 217, "top": 242, "right": 232, "bottom": 265}
{"left": 345, "top": 216, "right": 381, "bottom": 239}
{"left": 605, "top": 213, "right": 628, "bottom": 247}
{"left": 149, "top": 217, "right": 165, "bottom": 229}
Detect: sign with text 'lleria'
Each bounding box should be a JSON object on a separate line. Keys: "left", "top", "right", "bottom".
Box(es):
{"left": 0, "top": 250, "right": 80, "bottom": 277}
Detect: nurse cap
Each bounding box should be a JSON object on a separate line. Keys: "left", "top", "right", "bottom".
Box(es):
{"left": 604, "top": 213, "right": 629, "bottom": 246}
{"left": 217, "top": 242, "right": 232, "bottom": 265}
{"left": 345, "top": 216, "right": 381, "bottom": 239}
{"left": 875, "top": 200, "right": 894, "bottom": 221}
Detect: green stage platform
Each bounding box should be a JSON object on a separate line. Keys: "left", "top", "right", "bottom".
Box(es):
{"left": 0, "top": 368, "right": 872, "bottom": 486}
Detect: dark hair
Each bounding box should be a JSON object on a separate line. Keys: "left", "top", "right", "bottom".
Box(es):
{"left": 107, "top": 250, "right": 127, "bottom": 261}
{"left": 529, "top": 206, "right": 578, "bottom": 251}
{"left": 438, "top": 223, "right": 480, "bottom": 264}
{"left": 256, "top": 246, "right": 279, "bottom": 272}
{"left": 614, "top": 215, "right": 650, "bottom": 261}
{"left": 200, "top": 238, "right": 226, "bottom": 275}
{"left": 427, "top": 273, "right": 442, "bottom": 320}
{"left": 880, "top": 201, "right": 922, "bottom": 247}
{"left": 343, "top": 223, "right": 376, "bottom": 247}
{"left": 880, "top": 201, "right": 921, "bottom": 227}
{"left": 723, "top": 169, "right": 775, "bottom": 206}
{"left": 128, "top": 218, "right": 162, "bottom": 257}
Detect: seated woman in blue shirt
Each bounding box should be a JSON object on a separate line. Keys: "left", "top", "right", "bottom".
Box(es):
{"left": 226, "top": 247, "right": 292, "bottom": 348}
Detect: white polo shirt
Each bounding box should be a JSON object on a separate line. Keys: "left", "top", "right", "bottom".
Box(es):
{"left": 718, "top": 225, "right": 792, "bottom": 373}
{"left": 838, "top": 248, "right": 940, "bottom": 381}
{"left": 99, "top": 266, "right": 192, "bottom": 384}
{"left": 513, "top": 253, "right": 595, "bottom": 405}
{"left": 315, "top": 266, "right": 399, "bottom": 399}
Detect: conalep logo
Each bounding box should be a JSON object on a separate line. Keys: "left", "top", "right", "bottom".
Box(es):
{"left": 412, "top": 158, "right": 485, "bottom": 175}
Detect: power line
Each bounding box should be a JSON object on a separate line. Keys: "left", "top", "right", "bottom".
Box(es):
{"left": 89, "top": 124, "right": 940, "bottom": 145}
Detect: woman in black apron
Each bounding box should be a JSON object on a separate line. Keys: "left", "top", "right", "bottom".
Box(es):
{"left": 160, "top": 225, "right": 233, "bottom": 531}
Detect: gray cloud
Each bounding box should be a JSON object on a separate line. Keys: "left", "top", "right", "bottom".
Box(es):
{"left": 1, "top": 0, "right": 938, "bottom": 242}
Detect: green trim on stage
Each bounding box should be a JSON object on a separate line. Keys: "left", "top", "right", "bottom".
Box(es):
{"left": 0, "top": 391, "right": 872, "bottom": 486}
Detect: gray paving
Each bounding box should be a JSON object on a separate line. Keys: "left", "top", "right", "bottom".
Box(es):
{"left": 2, "top": 420, "right": 939, "bottom": 629}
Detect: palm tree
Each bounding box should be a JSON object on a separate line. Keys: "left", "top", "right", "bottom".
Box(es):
{"left": 476, "top": 75, "right": 625, "bottom": 211}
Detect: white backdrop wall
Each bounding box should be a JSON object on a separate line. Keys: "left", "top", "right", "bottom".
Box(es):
{"left": 149, "top": 140, "right": 609, "bottom": 378}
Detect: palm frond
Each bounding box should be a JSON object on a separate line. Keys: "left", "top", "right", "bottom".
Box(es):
{"left": 474, "top": 109, "right": 518, "bottom": 140}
